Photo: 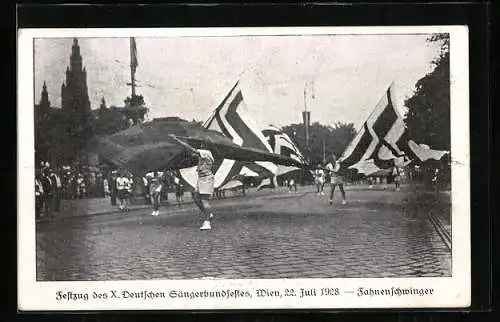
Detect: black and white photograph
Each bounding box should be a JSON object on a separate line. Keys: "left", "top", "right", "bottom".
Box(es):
{"left": 18, "top": 27, "right": 470, "bottom": 310}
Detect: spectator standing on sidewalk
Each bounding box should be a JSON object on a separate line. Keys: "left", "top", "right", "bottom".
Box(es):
{"left": 174, "top": 176, "right": 184, "bottom": 204}
{"left": 35, "top": 169, "right": 44, "bottom": 219}
{"left": 49, "top": 168, "right": 62, "bottom": 212}
{"left": 76, "top": 173, "right": 86, "bottom": 199}
{"left": 109, "top": 171, "right": 118, "bottom": 206}
{"left": 103, "top": 176, "right": 110, "bottom": 198}
{"left": 40, "top": 168, "right": 53, "bottom": 218}
{"left": 288, "top": 177, "right": 297, "bottom": 193}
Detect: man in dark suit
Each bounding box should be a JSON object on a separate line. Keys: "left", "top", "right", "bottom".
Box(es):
{"left": 40, "top": 168, "right": 53, "bottom": 218}
{"left": 35, "top": 169, "right": 44, "bottom": 219}
{"left": 109, "top": 171, "right": 118, "bottom": 206}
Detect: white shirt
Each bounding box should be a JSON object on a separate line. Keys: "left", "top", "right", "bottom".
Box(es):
{"left": 196, "top": 149, "right": 214, "bottom": 177}
{"left": 51, "top": 174, "right": 62, "bottom": 188}
{"left": 116, "top": 177, "right": 130, "bottom": 190}
{"left": 326, "top": 162, "right": 340, "bottom": 173}
{"left": 315, "top": 169, "right": 324, "bottom": 178}
{"left": 197, "top": 149, "right": 214, "bottom": 162}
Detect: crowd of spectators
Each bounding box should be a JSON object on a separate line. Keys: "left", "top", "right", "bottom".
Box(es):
{"left": 35, "top": 161, "right": 108, "bottom": 218}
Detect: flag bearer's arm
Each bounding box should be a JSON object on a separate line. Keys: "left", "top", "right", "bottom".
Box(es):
{"left": 169, "top": 134, "right": 200, "bottom": 156}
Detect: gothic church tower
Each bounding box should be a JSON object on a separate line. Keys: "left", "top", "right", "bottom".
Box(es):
{"left": 61, "top": 38, "right": 91, "bottom": 115}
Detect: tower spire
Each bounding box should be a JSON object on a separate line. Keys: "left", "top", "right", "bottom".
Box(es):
{"left": 61, "top": 38, "right": 91, "bottom": 114}
{"left": 39, "top": 81, "right": 50, "bottom": 109}
{"left": 70, "top": 38, "right": 83, "bottom": 72}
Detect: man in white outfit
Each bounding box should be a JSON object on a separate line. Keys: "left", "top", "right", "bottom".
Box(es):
{"left": 116, "top": 172, "right": 131, "bottom": 211}
{"left": 325, "top": 155, "right": 347, "bottom": 205}
{"left": 314, "top": 164, "right": 325, "bottom": 195}
{"left": 170, "top": 135, "right": 216, "bottom": 230}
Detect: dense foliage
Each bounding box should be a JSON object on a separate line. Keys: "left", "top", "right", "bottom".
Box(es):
{"left": 404, "top": 34, "right": 450, "bottom": 151}
{"left": 281, "top": 121, "right": 356, "bottom": 165}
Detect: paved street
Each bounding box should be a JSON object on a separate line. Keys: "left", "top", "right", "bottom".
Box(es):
{"left": 36, "top": 185, "right": 451, "bottom": 281}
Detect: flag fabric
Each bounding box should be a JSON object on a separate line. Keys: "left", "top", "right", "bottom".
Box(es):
{"left": 256, "top": 176, "right": 278, "bottom": 191}
{"left": 340, "top": 83, "right": 406, "bottom": 175}
{"left": 95, "top": 117, "right": 304, "bottom": 176}
{"left": 219, "top": 179, "right": 244, "bottom": 190}
{"left": 407, "top": 140, "right": 449, "bottom": 162}
{"left": 254, "top": 126, "right": 307, "bottom": 190}
{"left": 340, "top": 83, "right": 449, "bottom": 175}
{"left": 262, "top": 126, "right": 306, "bottom": 176}
{"left": 130, "top": 37, "right": 138, "bottom": 74}
{"left": 179, "top": 81, "right": 279, "bottom": 191}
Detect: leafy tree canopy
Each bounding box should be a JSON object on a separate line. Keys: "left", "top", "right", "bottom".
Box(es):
{"left": 281, "top": 121, "right": 356, "bottom": 165}
{"left": 404, "top": 33, "right": 450, "bottom": 150}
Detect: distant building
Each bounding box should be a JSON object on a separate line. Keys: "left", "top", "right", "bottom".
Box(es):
{"left": 61, "top": 38, "right": 91, "bottom": 116}
{"left": 36, "top": 81, "right": 51, "bottom": 110}
{"left": 35, "top": 82, "right": 61, "bottom": 115}
{"left": 35, "top": 38, "right": 149, "bottom": 169}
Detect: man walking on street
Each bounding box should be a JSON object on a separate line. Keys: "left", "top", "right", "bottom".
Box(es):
{"left": 149, "top": 171, "right": 163, "bottom": 216}
{"left": 325, "top": 155, "right": 347, "bottom": 205}
{"left": 314, "top": 164, "right": 325, "bottom": 195}
{"left": 392, "top": 165, "right": 402, "bottom": 192}
{"left": 116, "top": 171, "right": 131, "bottom": 211}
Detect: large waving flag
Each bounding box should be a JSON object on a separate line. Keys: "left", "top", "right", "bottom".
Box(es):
{"left": 256, "top": 126, "right": 307, "bottom": 190}
{"left": 262, "top": 125, "right": 306, "bottom": 172}
{"left": 340, "top": 83, "right": 448, "bottom": 175}
{"left": 179, "top": 81, "right": 278, "bottom": 190}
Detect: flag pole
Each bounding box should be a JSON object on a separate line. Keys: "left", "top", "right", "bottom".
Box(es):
{"left": 303, "top": 82, "right": 309, "bottom": 148}
{"left": 323, "top": 139, "right": 325, "bottom": 164}
{"left": 130, "top": 37, "right": 137, "bottom": 99}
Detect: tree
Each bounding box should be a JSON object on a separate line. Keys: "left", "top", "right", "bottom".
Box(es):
{"left": 404, "top": 33, "right": 450, "bottom": 151}
{"left": 92, "top": 106, "right": 131, "bottom": 136}
{"left": 35, "top": 108, "right": 80, "bottom": 165}
{"left": 282, "top": 121, "right": 356, "bottom": 164}
{"left": 190, "top": 119, "right": 204, "bottom": 127}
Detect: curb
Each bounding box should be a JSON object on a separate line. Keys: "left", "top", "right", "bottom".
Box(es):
{"left": 36, "top": 201, "right": 195, "bottom": 223}
{"left": 428, "top": 210, "right": 452, "bottom": 250}
{"left": 36, "top": 190, "right": 293, "bottom": 223}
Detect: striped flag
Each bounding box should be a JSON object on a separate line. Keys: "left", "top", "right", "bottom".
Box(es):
{"left": 340, "top": 83, "right": 406, "bottom": 175}
{"left": 130, "top": 37, "right": 138, "bottom": 74}
{"left": 407, "top": 140, "right": 449, "bottom": 162}
{"left": 340, "top": 83, "right": 448, "bottom": 175}
{"left": 256, "top": 126, "right": 306, "bottom": 190}
{"left": 179, "top": 81, "right": 278, "bottom": 190}
{"left": 262, "top": 125, "right": 306, "bottom": 176}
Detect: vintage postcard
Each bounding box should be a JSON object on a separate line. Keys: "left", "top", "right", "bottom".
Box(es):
{"left": 18, "top": 26, "right": 470, "bottom": 311}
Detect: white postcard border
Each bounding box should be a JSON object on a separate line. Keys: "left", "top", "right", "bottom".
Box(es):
{"left": 18, "top": 26, "right": 470, "bottom": 311}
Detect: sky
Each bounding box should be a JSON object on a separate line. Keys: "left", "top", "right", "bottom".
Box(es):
{"left": 34, "top": 34, "right": 442, "bottom": 130}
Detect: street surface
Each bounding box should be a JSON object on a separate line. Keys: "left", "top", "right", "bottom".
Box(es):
{"left": 36, "top": 185, "right": 451, "bottom": 280}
